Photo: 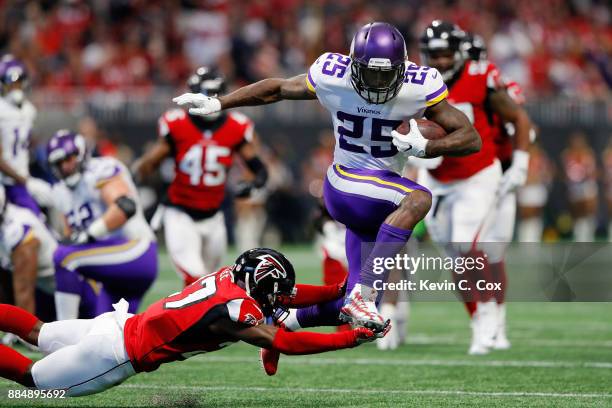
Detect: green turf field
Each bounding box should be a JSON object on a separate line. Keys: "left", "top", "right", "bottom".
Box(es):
{"left": 1, "top": 246, "right": 611, "bottom": 407}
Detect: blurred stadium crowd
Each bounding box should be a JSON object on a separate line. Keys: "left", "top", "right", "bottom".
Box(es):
{"left": 1, "top": 0, "right": 610, "bottom": 98}
{"left": 0, "top": 0, "right": 611, "bottom": 242}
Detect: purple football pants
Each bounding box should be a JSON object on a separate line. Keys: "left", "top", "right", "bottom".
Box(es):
{"left": 54, "top": 237, "right": 158, "bottom": 314}
{"left": 296, "top": 165, "right": 429, "bottom": 327}
{"left": 5, "top": 184, "right": 42, "bottom": 216}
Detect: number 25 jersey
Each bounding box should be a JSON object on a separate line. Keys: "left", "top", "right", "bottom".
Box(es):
{"left": 307, "top": 52, "right": 448, "bottom": 174}
{"left": 158, "top": 110, "right": 254, "bottom": 212}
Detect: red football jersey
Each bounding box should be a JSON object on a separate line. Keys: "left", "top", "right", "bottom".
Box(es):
{"left": 123, "top": 267, "right": 264, "bottom": 373}
{"left": 429, "top": 60, "right": 504, "bottom": 182}
{"left": 158, "top": 110, "right": 254, "bottom": 211}
{"left": 493, "top": 79, "right": 526, "bottom": 166}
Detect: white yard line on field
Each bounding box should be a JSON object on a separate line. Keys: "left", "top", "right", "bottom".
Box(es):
{"left": 181, "top": 355, "right": 612, "bottom": 369}
{"left": 119, "top": 384, "right": 612, "bottom": 399}
{"left": 406, "top": 334, "right": 612, "bottom": 348}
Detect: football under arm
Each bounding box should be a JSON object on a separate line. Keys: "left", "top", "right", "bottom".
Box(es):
{"left": 11, "top": 237, "right": 40, "bottom": 314}
{"left": 423, "top": 99, "right": 482, "bottom": 157}
{"left": 489, "top": 90, "right": 532, "bottom": 152}
{"left": 208, "top": 318, "right": 369, "bottom": 355}
{"left": 132, "top": 138, "right": 172, "bottom": 182}
{"left": 218, "top": 74, "right": 317, "bottom": 110}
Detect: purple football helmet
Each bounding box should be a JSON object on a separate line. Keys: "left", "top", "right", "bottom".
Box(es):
{"left": 350, "top": 22, "right": 407, "bottom": 104}
{"left": 0, "top": 55, "right": 28, "bottom": 105}
{"left": 0, "top": 57, "right": 27, "bottom": 86}
{"left": 47, "top": 129, "right": 88, "bottom": 188}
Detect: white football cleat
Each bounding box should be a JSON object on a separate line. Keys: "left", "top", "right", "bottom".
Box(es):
{"left": 376, "top": 303, "right": 399, "bottom": 350}
{"left": 340, "top": 284, "right": 385, "bottom": 331}
{"left": 493, "top": 303, "right": 511, "bottom": 350}
{"left": 468, "top": 300, "right": 497, "bottom": 355}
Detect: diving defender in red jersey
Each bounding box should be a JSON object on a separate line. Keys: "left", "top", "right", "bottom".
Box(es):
{"left": 0, "top": 248, "right": 384, "bottom": 397}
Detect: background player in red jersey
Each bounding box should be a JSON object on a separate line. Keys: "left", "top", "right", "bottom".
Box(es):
{"left": 134, "top": 67, "right": 268, "bottom": 286}
{"left": 416, "top": 21, "right": 532, "bottom": 355}
{"left": 462, "top": 33, "right": 536, "bottom": 350}
{"left": 0, "top": 248, "right": 384, "bottom": 397}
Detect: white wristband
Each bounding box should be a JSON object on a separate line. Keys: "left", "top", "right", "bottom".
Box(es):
{"left": 87, "top": 218, "right": 109, "bottom": 239}
{"left": 512, "top": 150, "right": 530, "bottom": 169}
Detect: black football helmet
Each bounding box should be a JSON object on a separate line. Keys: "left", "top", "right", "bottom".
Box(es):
{"left": 462, "top": 33, "right": 487, "bottom": 62}
{"left": 419, "top": 20, "right": 466, "bottom": 82}
{"left": 187, "top": 66, "right": 226, "bottom": 96}
{"left": 232, "top": 248, "right": 296, "bottom": 317}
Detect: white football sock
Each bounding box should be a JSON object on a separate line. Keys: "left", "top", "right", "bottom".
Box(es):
{"left": 574, "top": 216, "right": 596, "bottom": 242}
{"left": 54, "top": 292, "right": 81, "bottom": 320}
{"left": 518, "top": 217, "right": 543, "bottom": 242}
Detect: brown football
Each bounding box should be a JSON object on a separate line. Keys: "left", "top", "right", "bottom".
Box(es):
{"left": 395, "top": 119, "right": 447, "bottom": 140}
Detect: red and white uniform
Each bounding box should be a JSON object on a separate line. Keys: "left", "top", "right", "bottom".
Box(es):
{"left": 489, "top": 79, "right": 527, "bottom": 243}
{"left": 158, "top": 110, "right": 254, "bottom": 285}
{"left": 30, "top": 268, "right": 263, "bottom": 396}
{"left": 124, "top": 267, "right": 263, "bottom": 372}
{"left": 418, "top": 60, "right": 505, "bottom": 256}
{"left": 159, "top": 110, "right": 253, "bottom": 211}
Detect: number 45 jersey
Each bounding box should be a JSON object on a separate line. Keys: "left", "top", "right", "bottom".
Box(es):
{"left": 158, "top": 110, "right": 254, "bottom": 212}
{"left": 306, "top": 52, "right": 448, "bottom": 174}
{"left": 123, "top": 267, "right": 264, "bottom": 373}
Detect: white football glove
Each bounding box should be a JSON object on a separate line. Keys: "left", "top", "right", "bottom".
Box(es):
{"left": 498, "top": 150, "right": 529, "bottom": 197}
{"left": 172, "top": 93, "right": 222, "bottom": 117}
{"left": 391, "top": 119, "right": 429, "bottom": 158}
{"left": 25, "top": 177, "right": 54, "bottom": 208}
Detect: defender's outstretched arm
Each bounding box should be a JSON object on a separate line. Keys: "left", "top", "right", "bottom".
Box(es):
{"left": 209, "top": 318, "right": 377, "bottom": 355}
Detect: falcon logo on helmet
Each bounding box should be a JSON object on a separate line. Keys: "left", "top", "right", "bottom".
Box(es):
{"left": 254, "top": 254, "right": 287, "bottom": 283}
{"left": 232, "top": 248, "right": 296, "bottom": 316}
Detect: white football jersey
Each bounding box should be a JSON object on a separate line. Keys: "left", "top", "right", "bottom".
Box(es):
{"left": 306, "top": 52, "right": 448, "bottom": 174}
{"left": 52, "top": 157, "right": 154, "bottom": 242}
{"left": 0, "top": 97, "right": 36, "bottom": 184}
{"left": 0, "top": 204, "right": 56, "bottom": 277}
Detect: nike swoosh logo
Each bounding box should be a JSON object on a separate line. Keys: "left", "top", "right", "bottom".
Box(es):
{"left": 432, "top": 72, "right": 438, "bottom": 79}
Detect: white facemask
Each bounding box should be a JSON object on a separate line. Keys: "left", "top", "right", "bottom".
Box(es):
{"left": 64, "top": 172, "right": 82, "bottom": 189}
{"left": 6, "top": 89, "right": 24, "bottom": 105}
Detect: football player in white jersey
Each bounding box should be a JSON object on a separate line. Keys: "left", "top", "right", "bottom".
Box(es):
{"left": 0, "top": 57, "right": 44, "bottom": 217}
{"left": 0, "top": 185, "right": 55, "bottom": 317}
{"left": 46, "top": 130, "right": 158, "bottom": 320}
{"left": 175, "top": 22, "right": 479, "bottom": 372}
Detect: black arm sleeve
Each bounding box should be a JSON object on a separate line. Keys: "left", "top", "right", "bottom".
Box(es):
{"left": 115, "top": 196, "right": 137, "bottom": 219}
{"left": 244, "top": 156, "right": 268, "bottom": 188}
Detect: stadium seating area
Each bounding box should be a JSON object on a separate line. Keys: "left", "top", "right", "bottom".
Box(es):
{"left": 0, "top": 0, "right": 609, "bottom": 98}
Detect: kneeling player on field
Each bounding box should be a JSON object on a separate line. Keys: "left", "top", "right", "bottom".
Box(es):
{"left": 47, "top": 130, "right": 158, "bottom": 319}
{"left": 0, "top": 248, "right": 385, "bottom": 397}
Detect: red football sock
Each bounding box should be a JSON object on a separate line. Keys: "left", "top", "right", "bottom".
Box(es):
{"left": 0, "top": 304, "right": 39, "bottom": 339}
{"left": 0, "top": 345, "right": 32, "bottom": 385}
{"left": 490, "top": 261, "right": 507, "bottom": 304}
{"left": 322, "top": 254, "right": 347, "bottom": 286}
{"left": 322, "top": 254, "right": 351, "bottom": 331}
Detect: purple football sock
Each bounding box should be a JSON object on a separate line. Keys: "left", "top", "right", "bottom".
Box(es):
{"left": 360, "top": 223, "right": 412, "bottom": 291}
